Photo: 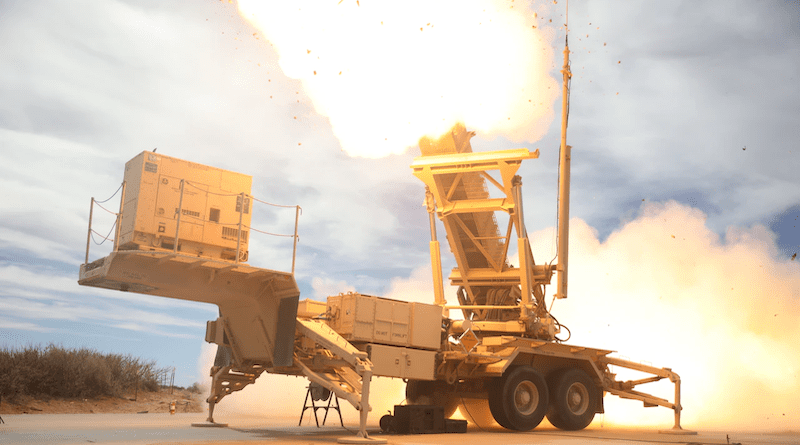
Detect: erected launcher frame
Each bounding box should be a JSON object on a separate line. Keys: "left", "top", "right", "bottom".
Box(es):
{"left": 411, "top": 148, "right": 556, "bottom": 336}
{"left": 407, "top": 126, "right": 693, "bottom": 434}
{"left": 401, "top": 27, "right": 693, "bottom": 433}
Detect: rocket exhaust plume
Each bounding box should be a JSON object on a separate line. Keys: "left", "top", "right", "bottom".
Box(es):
{"left": 531, "top": 202, "right": 800, "bottom": 431}
{"left": 237, "top": 0, "right": 560, "bottom": 157}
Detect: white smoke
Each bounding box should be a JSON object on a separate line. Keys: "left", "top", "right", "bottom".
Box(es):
{"left": 531, "top": 201, "right": 800, "bottom": 431}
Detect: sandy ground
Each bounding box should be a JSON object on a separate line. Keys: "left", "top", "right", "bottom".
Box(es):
{"left": 1, "top": 412, "right": 799, "bottom": 445}
{"left": 0, "top": 389, "right": 204, "bottom": 415}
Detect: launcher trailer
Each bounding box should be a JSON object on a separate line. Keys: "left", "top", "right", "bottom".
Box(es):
{"left": 78, "top": 43, "right": 693, "bottom": 445}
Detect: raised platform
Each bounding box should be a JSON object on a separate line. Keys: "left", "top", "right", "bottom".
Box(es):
{"left": 79, "top": 250, "right": 300, "bottom": 368}
{"left": 79, "top": 250, "right": 298, "bottom": 303}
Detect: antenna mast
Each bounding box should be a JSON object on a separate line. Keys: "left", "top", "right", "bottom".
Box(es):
{"left": 556, "top": 1, "right": 572, "bottom": 299}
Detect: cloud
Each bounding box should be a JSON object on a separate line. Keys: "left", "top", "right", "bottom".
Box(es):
{"left": 311, "top": 276, "right": 356, "bottom": 300}
{"left": 110, "top": 322, "right": 199, "bottom": 340}
{"left": 545, "top": 0, "right": 800, "bottom": 237}
{"left": 0, "top": 295, "right": 205, "bottom": 329}
{"left": 0, "top": 264, "right": 217, "bottom": 311}
{"left": 0, "top": 317, "right": 55, "bottom": 333}
{"left": 381, "top": 264, "right": 437, "bottom": 304}
{"left": 0, "top": 262, "right": 212, "bottom": 342}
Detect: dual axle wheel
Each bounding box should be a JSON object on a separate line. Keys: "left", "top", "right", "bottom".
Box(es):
{"left": 408, "top": 367, "right": 598, "bottom": 432}
{"left": 490, "top": 366, "right": 599, "bottom": 431}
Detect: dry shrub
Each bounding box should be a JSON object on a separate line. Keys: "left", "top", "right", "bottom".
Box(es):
{"left": 0, "top": 344, "right": 169, "bottom": 402}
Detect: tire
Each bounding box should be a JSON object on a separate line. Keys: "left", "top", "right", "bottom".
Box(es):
{"left": 546, "top": 368, "right": 599, "bottom": 431}
{"left": 488, "top": 366, "right": 548, "bottom": 431}
{"left": 458, "top": 398, "right": 496, "bottom": 427}
{"left": 405, "top": 380, "right": 433, "bottom": 404}
{"left": 405, "top": 380, "right": 459, "bottom": 418}
{"left": 379, "top": 414, "right": 394, "bottom": 433}
{"left": 487, "top": 377, "right": 511, "bottom": 429}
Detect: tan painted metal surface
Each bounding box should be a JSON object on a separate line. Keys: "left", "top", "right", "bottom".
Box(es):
{"left": 119, "top": 151, "right": 253, "bottom": 263}
{"left": 366, "top": 343, "right": 436, "bottom": 380}
{"left": 326, "top": 293, "right": 442, "bottom": 351}
{"left": 412, "top": 129, "right": 557, "bottom": 340}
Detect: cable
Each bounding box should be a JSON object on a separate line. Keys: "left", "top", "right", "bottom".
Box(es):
{"left": 183, "top": 180, "right": 301, "bottom": 210}
{"left": 243, "top": 225, "right": 297, "bottom": 238}
{"left": 93, "top": 201, "right": 119, "bottom": 216}
{"left": 161, "top": 184, "right": 301, "bottom": 242}
{"left": 251, "top": 195, "right": 301, "bottom": 209}
{"left": 90, "top": 220, "right": 117, "bottom": 246}
{"left": 183, "top": 180, "right": 241, "bottom": 197}
{"left": 95, "top": 183, "right": 123, "bottom": 204}
{"left": 554, "top": 322, "right": 571, "bottom": 343}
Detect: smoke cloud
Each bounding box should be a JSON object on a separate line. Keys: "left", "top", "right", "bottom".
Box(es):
{"left": 532, "top": 201, "right": 800, "bottom": 431}
{"left": 197, "top": 341, "right": 406, "bottom": 425}
{"left": 237, "top": 0, "right": 560, "bottom": 158}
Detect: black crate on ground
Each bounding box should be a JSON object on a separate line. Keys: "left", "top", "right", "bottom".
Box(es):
{"left": 393, "top": 405, "right": 446, "bottom": 434}
{"left": 445, "top": 418, "right": 468, "bottom": 433}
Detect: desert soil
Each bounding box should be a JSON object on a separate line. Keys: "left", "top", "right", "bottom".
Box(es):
{"left": 0, "top": 388, "right": 204, "bottom": 415}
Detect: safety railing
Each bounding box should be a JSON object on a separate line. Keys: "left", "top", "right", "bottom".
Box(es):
{"left": 84, "top": 182, "right": 126, "bottom": 265}
{"left": 83, "top": 180, "right": 302, "bottom": 274}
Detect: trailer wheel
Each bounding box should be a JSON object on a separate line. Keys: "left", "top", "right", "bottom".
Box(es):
{"left": 379, "top": 414, "right": 394, "bottom": 433}
{"left": 405, "top": 380, "right": 459, "bottom": 418}
{"left": 458, "top": 398, "right": 496, "bottom": 427}
{"left": 488, "top": 366, "right": 548, "bottom": 431}
{"left": 546, "top": 368, "right": 598, "bottom": 431}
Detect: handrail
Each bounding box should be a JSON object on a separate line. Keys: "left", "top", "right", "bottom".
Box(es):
{"left": 113, "top": 182, "right": 127, "bottom": 252}
{"left": 235, "top": 192, "right": 244, "bottom": 264}
{"left": 84, "top": 197, "right": 94, "bottom": 265}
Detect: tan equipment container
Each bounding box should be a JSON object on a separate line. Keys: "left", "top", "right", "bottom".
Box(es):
{"left": 366, "top": 344, "right": 436, "bottom": 381}
{"left": 326, "top": 293, "right": 442, "bottom": 351}
{"left": 118, "top": 151, "right": 253, "bottom": 262}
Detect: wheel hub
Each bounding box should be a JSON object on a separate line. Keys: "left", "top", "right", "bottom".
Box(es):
{"left": 513, "top": 381, "right": 539, "bottom": 416}
{"left": 566, "top": 382, "right": 589, "bottom": 415}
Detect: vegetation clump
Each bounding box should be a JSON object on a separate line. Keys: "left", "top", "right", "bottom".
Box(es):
{"left": 0, "top": 344, "right": 169, "bottom": 402}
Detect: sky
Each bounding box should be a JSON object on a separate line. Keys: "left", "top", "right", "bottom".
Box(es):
{"left": 1, "top": 0, "right": 799, "bottom": 431}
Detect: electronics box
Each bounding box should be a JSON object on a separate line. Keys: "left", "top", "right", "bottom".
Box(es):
{"left": 117, "top": 151, "right": 253, "bottom": 262}
{"left": 297, "top": 299, "right": 327, "bottom": 319}
{"left": 367, "top": 343, "right": 436, "bottom": 380}
{"left": 326, "top": 292, "right": 442, "bottom": 350}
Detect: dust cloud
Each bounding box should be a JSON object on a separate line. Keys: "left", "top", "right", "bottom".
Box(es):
{"left": 197, "top": 341, "right": 406, "bottom": 425}
{"left": 237, "top": 0, "right": 560, "bottom": 158}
